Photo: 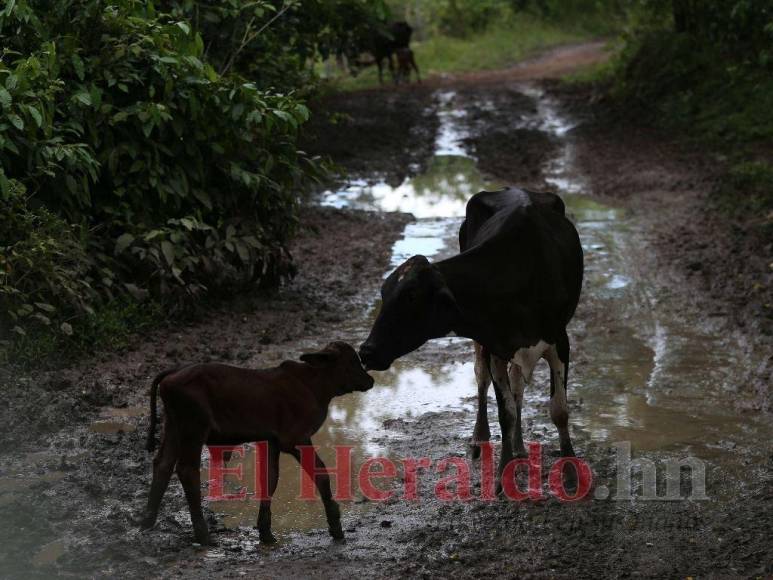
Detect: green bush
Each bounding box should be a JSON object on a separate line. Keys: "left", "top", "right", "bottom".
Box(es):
{"left": 610, "top": 15, "right": 773, "bottom": 147}
{"left": 0, "top": 180, "right": 100, "bottom": 342}
{"left": 0, "top": 0, "right": 386, "bottom": 362}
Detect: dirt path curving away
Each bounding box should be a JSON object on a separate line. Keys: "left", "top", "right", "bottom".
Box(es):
{"left": 1, "top": 43, "right": 770, "bottom": 579}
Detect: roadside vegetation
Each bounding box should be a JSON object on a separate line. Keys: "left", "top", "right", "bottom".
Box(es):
{"left": 0, "top": 0, "right": 387, "bottom": 365}
{"left": 594, "top": 2, "right": 773, "bottom": 234}
{"left": 331, "top": 0, "right": 627, "bottom": 90}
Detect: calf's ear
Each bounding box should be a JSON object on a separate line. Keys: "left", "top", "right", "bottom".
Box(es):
{"left": 300, "top": 351, "right": 337, "bottom": 367}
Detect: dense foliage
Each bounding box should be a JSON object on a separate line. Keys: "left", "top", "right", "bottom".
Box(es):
{"left": 0, "top": 0, "right": 386, "bottom": 361}
{"left": 607, "top": 1, "right": 773, "bottom": 235}
{"left": 611, "top": 7, "right": 772, "bottom": 147}
{"left": 387, "top": 0, "right": 626, "bottom": 38}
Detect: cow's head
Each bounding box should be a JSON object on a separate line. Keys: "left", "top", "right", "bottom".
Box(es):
{"left": 359, "top": 255, "right": 460, "bottom": 371}
{"left": 301, "top": 341, "right": 374, "bottom": 394}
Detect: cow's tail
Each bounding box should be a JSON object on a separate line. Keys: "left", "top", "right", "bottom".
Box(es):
{"left": 146, "top": 367, "right": 180, "bottom": 453}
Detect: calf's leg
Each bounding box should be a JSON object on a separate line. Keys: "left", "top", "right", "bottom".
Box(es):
{"left": 469, "top": 341, "right": 491, "bottom": 459}
{"left": 291, "top": 441, "right": 344, "bottom": 540}
{"left": 176, "top": 431, "right": 210, "bottom": 545}
{"left": 257, "top": 439, "right": 280, "bottom": 544}
{"left": 140, "top": 417, "right": 178, "bottom": 529}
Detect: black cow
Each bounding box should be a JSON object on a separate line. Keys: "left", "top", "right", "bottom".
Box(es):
{"left": 359, "top": 187, "right": 584, "bottom": 485}
{"left": 367, "top": 21, "right": 413, "bottom": 84}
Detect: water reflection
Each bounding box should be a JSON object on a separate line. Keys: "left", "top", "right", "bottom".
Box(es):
{"left": 322, "top": 155, "right": 490, "bottom": 218}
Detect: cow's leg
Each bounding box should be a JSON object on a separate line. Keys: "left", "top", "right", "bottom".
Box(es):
{"left": 291, "top": 441, "right": 344, "bottom": 540}
{"left": 140, "top": 415, "right": 178, "bottom": 529}
{"left": 469, "top": 341, "right": 491, "bottom": 459}
{"left": 176, "top": 427, "right": 210, "bottom": 545}
{"left": 489, "top": 354, "right": 519, "bottom": 493}
{"left": 257, "top": 439, "right": 280, "bottom": 544}
{"left": 376, "top": 58, "right": 384, "bottom": 84}
{"left": 544, "top": 333, "right": 577, "bottom": 488}
{"left": 388, "top": 53, "right": 397, "bottom": 84}
{"left": 508, "top": 362, "right": 528, "bottom": 458}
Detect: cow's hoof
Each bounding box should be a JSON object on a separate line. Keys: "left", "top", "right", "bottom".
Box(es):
{"left": 137, "top": 514, "right": 156, "bottom": 530}
{"left": 259, "top": 531, "right": 277, "bottom": 545}
{"left": 194, "top": 537, "right": 217, "bottom": 547}
{"left": 468, "top": 442, "right": 482, "bottom": 460}
{"left": 329, "top": 525, "right": 345, "bottom": 541}
{"left": 193, "top": 534, "right": 215, "bottom": 547}
{"left": 193, "top": 521, "right": 214, "bottom": 546}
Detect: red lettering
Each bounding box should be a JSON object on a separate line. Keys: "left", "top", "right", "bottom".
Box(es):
{"left": 402, "top": 457, "right": 432, "bottom": 501}
{"left": 435, "top": 457, "right": 472, "bottom": 501}
{"left": 296, "top": 445, "right": 354, "bottom": 501}
{"left": 359, "top": 458, "right": 397, "bottom": 501}
{"left": 501, "top": 442, "right": 544, "bottom": 501}
{"left": 549, "top": 457, "right": 593, "bottom": 501}
{"left": 207, "top": 445, "right": 247, "bottom": 501}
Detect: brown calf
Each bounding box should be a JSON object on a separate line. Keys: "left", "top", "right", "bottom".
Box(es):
{"left": 139, "top": 341, "right": 374, "bottom": 545}
{"left": 395, "top": 47, "right": 420, "bottom": 84}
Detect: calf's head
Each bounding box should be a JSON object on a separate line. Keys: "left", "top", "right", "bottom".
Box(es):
{"left": 359, "top": 255, "right": 460, "bottom": 371}
{"left": 300, "top": 341, "right": 374, "bottom": 394}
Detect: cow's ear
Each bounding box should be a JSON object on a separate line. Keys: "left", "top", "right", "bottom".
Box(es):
{"left": 300, "top": 351, "right": 337, "bottom": 367}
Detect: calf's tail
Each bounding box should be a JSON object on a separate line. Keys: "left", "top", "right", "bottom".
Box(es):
{"left": 146, "top": 367, "right": 181, "bottom": 452}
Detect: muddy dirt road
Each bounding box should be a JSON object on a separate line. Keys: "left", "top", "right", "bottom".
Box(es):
{"left": 1, "top": 43, "right": 770, "bottom": 579}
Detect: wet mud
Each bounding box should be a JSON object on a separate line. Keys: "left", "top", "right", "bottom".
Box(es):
{"left": 1, "top": 43, "right": 771, "bottom": 579}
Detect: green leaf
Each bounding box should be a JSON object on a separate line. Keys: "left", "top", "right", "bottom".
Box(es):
{"left": 176, "top": 21, "right": 190, "bottom": 35}
{"left": 71, "top": 54, "right": 85, "bottom": 81}
{"left": 192, "top": 188, "right": 212, "bottom": 209}
{"left": 124, "top": 283, "right": 149, "bottom": 301}
{"left": 34, "top": 302, "right": 56, "bottom": 313}
{"left": 27, "top": 105, "right": 42, "bottom": 128}
{"left": 32, "top": 313, "right": 51, "bottom": 325}
{"left": 235, "top": 241, "right": 249, "bottom": 263}
{"left": 161, "top": 240, "right": 175, "bottom": 266}
{"left": 73, "top": 91, "right": 92, "bottom": 107}
{"left": 0, "top": 87, "right": 11, "bottom": 109}
{"left": 7, "top": 114, "right": 23, "bottom": 130}
{"left": 115, "top": 233, "right": 135, "bottom": 254}
{"left": 60, "top": 322, "right": 74, "bottom": 336}
{"left": 0, "top": 172, "right": 9, "bottom": 200}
